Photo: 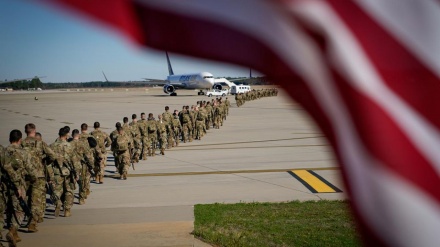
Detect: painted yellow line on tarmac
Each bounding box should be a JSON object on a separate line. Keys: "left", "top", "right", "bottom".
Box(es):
{"left": 288, "top": 170, "right": 342, "bottom": 193}
{"left": 105, "top": 167, "right": 339, "bottom": 178}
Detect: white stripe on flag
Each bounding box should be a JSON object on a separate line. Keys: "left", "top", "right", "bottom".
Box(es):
{"left": 355, "top": 0, "right": 440, "bottom": 77}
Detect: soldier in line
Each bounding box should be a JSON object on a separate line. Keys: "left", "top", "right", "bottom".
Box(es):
{"left": 129, "top": 114, "right": 141, "bottom": 163}
{"left": 172, "top": 111, "right": 182, "bottom": 147}
{"left": 0, "top": 144, "right": 5, "bottom": 246}
{"left": 225, "top": 97, "right": 231, "bottom": 117}
{"left": 2, "top": 130, "right": 36, "bottom": 247}
{"left": 195, "top": 106, "right": 206, "bottom": 140}
{"left": 70, "top": 129, "right": 89, "bottom": 205}
{"left": 162, "top": 106, "right": 174, "bottom": 149}
{"left": 138, "top": 113, "right": 149, "bottom": 160}
{"left": 50, "top": 127, "right": 76, "bottom": 218}
{"left": 90, "top": 122, "right": 112, "bottom": 184}
{"left": 21, "top": 123, "right": 59, "bottom": 232}
{"left": 113, "top": 126, "right": 131, "bottom": 180}
{"left": 180, "top": 108, "right": 191, "bottom": 143}
{"left": 146, "top": 113, "right": 157, "bottom": 156}
{"left": 79, "top": 124, "right": 95, "bottom": 197}
{"left": 156, "top": 115, "right": 167, "bottom": 155}
{"left": 110, "top": 122, "right": 122, "bottom": 172}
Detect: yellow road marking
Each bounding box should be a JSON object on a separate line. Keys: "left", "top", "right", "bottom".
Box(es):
{"left": 290, "top": 170, "right": 340, "bottom": 193}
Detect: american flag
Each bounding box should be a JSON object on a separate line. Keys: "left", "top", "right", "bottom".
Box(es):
{"left": 40, "top": 0, "right": 440, "bottom": 246}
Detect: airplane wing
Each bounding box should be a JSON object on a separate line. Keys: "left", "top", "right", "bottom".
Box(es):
{"left": 142, "top": 78, "right": 168, "bottom": 85}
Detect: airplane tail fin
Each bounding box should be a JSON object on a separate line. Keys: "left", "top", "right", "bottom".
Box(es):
{"left": 166, "top": 52, "right": 174, "bottom": 76}
{"left": 102, "top": 71, "right": 109, "bottom": 82}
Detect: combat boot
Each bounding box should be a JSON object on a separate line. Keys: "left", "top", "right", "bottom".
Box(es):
{"left": 64, "top": 209, "right": 71, "bottom": 217}
{"left": 54, "top": 204, "right": 61, "bottom": 217}
{"left": 99, "top": 175, "right": 104, "bottom": 184}
{"left": 6, "top": 227, "right": 17, "bottom": 247}
{"left": 79, "top": 198, "right": 85, "bottom": 205}
{"left": 123, "top": 172, "right": 127, "bottom": 180}
{"left": 160, "top": 149, "right": 165, "bottom": 155}
{"left": 95, "top": 176, "right": 100, "bottom": 184}
{"left": 28, "top": 218, "right": 38, "bottom": 233}
{"left": 38, "top": 216, "right": 44, "bottom": 223}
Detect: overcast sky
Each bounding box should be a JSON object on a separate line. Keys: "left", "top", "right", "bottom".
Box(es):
{"left": 0, "top": 0, "right": 260, "bottom": 83}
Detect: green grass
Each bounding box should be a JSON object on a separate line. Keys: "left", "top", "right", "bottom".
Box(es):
{"left": 194, "top": 200, "right": 360, "bottom": 247}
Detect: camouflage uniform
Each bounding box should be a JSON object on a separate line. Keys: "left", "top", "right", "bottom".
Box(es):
{"left": 129, "top": 121, "right": 141, "bottom": 162}
{"left": 2, "top": 143, "right": 36, "bottom": 240}
{"left": 137, "top": 119, "right": 149, "bottom": 160}
{"left": 172, "top": 116, "right": 182, "bottom": 147}
{"left": 156, "top": 120, "right": 167, "bottom": 155}
{"left": 190, "top": 109, "right": 196, "bottom": 140}
{"left": 79, "top": 133, "right": 95, "bottom": 198}
{"left": 110, "top": 129, "right": 120, "bottom": 168}
{"left": 50, "top": 139, "right": 76, "bottom": 217}
{"left": 90, "top": 129, "right": 112, "bottom": 183}
{"left": 180, "top": 110, "right": 191, "bottom": 143}
{"left": 70, "top": 139, "right": 89, "bottom": 204}
{"left": 146, "top": 119, "right": 158, "bottom": 156}
{"left": 114, "top": 134, "right": 130, "bottom": 179}
{"left": 0, "top": 145, "right": 6, "bottom": 237}
{"left": 162, "top": 111, "right": 174, "bottom": 148}
{"left": 205, "top": 103, "right": 213, "bottom": 130}
{"left": 21, "top": 136, "right": 59, "bottom": 229}
{"left": 225, "top": 98, "right": 231, "bottom": 116}
{"left": 195, "top": 109, "right": 206, "bottom": 140}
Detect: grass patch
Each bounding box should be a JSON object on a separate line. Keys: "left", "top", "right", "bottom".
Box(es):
{"left": 194, "top": 200, "right": 360, "bottom": 247}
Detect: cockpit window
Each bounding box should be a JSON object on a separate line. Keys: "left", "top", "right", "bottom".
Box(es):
{"left": 203, "top": 76, "right": 214, "bottom": 79}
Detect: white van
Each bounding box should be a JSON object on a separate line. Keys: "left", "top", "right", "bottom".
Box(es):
{"left": 230, "top": 85, "right": 251, "bottom": 95}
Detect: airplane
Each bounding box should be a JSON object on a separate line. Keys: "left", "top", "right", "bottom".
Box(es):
{"left": 143, "top": 52, "right": 232, "bottom": 96}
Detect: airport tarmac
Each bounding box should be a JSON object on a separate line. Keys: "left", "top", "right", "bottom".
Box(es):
{"left": 0, "top": 87, "right": 345, "bottom": 246}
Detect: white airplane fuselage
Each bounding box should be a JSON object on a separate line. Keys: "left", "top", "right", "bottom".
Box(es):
{"left": 167, "top": 72, "right": 214, "bottom": 89}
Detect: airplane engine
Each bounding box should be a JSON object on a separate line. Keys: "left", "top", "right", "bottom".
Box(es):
{"left": 163, "top": 84, "right": 175, "bottom": 94}
{"left": 213, "top": 84, "right": 222, "bottom": 90}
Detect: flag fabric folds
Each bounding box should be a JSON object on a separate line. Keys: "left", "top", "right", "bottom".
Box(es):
{"left": 40, "top": 0, "right": 440, "bottom": 246}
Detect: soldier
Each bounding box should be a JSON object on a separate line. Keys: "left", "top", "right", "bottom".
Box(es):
{"left": 225, "top": 97, "right": 231, "bottom": 117}
{"left": 195, "top": 106, "right": 206, "bottom": 140}
{"left": 110, "top": 122, "right": 122, "bottom": 172}
{"left": 205, "top": 101, "right": 213, "bottom": 130}
{"left": 180, "top": 108, "right": 191, "bottom": 143}
{"left": 190, "top": 105, "right": 197, "bottom": 140}
{"left": 172, "top": 111, "right": 181, "bottom": 147}
{"left": 162, "top": 106, "right": 174, "bottom": 148}
{"left": 70, "top": 129, "right": 89, "bottom": 205}
{"left": 138, "top": 113, "right": 149, "bottom": 160}
{"left": 50, "top": 127, "right": 76, "bottom": 218}
{"left": 146, "top": 113, "right": 157, "bottom": 156}
{"left": 114, "top": 126, "right": 130, "bottom": 179}
{"left": 90, "top": 122, "right": 112, "bottom": 184}
{"left": 2, "top": 130, "right": 36, "bottom": 247}
{"left": 156, "top": 115, "right": 167, "bottom": 155}
{"left": 129, "top": 114, "right": 141, "bottom": 163}
{"left": 21, "top": 123, "right": 59, "bottom": 232}
{"left": 79, "top": 124, "right": 95, "bottom": 199}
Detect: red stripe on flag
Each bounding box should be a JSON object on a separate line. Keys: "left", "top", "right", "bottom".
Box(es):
{"left": 328, "top": 0, "right": 440, "bottom": 129}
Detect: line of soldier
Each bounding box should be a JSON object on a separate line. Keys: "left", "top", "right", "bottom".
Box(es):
{"left": 110, "top": 97, "right": 233, "bottom": 180}
{"left": 0, "top": 122, "right": 106, "bottom": 247}
{"left": 0, "top": 92, "right": 277, "bottom": 247}
{"left": 235, "top": 88, "right": 278, "bottom": 107}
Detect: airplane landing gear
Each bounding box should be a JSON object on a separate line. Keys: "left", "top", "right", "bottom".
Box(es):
{"left": 171, "top": 93, "right": 177, "bottom": 96}
{"left": 198, "top": 90, "right": 205, "bottom": 95}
